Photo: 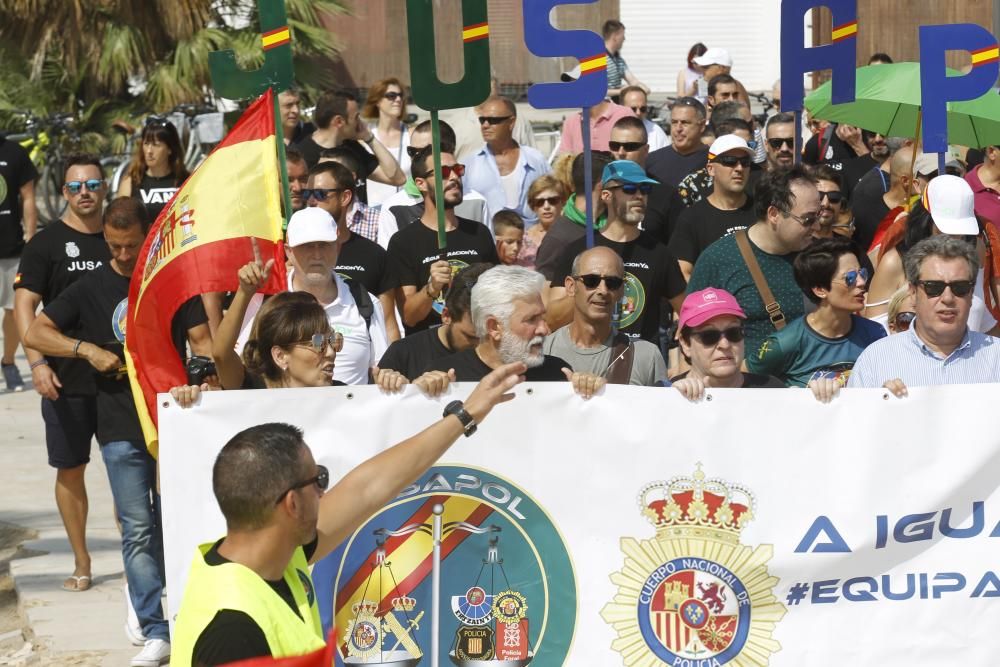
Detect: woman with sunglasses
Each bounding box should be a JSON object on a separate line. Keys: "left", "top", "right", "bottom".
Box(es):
{"left": 748, "top": 237, "right": 886, "bottom": 400}
{"left": 518, "top": 175, "right": 568, "bottom": 270}
{"left": 886, "top": 287, "right": 916, "bottom": 334}
{"left": 669, "top": 288, "right": 784, "bottom": 401}
{"left": 865, "top": 175, "right": 999, "bottom": 334}
{"left": 116, "top": 118, "right": 189, "bottom": 223}
{"left": 361, "top": 78, "right": 410, "bottom": 206}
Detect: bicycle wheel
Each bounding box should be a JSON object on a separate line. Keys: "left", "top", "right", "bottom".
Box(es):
{"left": 39, "top": 162, "right": 67, "bottom": 223}
{"left": 101, "top": 155, "right": 130, "bottom": 196}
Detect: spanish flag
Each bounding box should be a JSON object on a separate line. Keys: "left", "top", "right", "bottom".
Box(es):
{"left": 125, "top": 89, "right": 287, "bottom": 457}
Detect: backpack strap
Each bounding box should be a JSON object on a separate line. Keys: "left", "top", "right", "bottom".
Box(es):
{"left": 605, "top": 333, "right": 634, "bottom": 385}
{"left": 735, "top": 230, "right": 786, "bottom": 331}
{"left": 344, "top": 277, "right": 374, "bottom": 331}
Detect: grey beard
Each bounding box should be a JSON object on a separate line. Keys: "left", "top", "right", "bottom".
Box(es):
{"left": 498, "top": 331, "right": 545, "bottom": 368}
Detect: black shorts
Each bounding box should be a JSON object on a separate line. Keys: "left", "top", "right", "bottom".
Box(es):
{"left": 41, "top": 395, "right": 97, "bottom": 469}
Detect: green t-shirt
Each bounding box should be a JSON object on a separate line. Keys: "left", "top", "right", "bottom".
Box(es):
{"left": 747, "top": 314, "right": 888, "bottom": 387}
{"left": 687, "top": 231, "right": 807, "bottom": 356}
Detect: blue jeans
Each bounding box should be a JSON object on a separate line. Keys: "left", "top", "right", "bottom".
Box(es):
{"left": 101, "top": 440, "right": 168, "bottom": 642}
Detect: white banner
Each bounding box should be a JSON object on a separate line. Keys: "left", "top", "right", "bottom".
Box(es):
{"left": 160, "top": 383, "right": 1000, "bottom": 665}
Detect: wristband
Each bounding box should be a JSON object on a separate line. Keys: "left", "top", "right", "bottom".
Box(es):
{"left": 29, "top": 359, "right": 48, "bottom": 370}
{"left": 72, "top": 339, "right": 83, "bottom": 357}
{"left": 425, "top": 282, "right": 439, "bottom": 299}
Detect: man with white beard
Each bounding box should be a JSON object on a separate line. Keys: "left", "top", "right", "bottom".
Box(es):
{"left": 424, "top": 265, "right": 606, "bottom": 395}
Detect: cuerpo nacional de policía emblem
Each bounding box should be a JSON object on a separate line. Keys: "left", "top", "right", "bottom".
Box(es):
{"left": 601, "top": 465, "right": 786, "bottom": 665}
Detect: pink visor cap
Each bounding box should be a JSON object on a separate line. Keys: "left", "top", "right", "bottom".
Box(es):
{"left": 678, "top": 288, "right": 747, "bottom": 329}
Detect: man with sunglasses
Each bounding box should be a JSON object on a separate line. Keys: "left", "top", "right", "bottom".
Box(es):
{"left": 549, "top": 161, "right": 687, "bottom": 343}
{"left": 172, "top": 363, "right": 527, "bottom": 666}
{"left": 764, "top": 113, "right": 797, "bottom": 173}
{"left": 556, "top": 94, "right": 636, "bottom": 154}
{"left": 620, "top": 86, "right": 668, "bottom": 151}
{"left": 25, "top": 198, "right": 212, "bottom": 666}
{"left": 670, "top": 134, "right": 757, "bottom": 282}
{"left": 464, "top": 96, "right": 550, "bottom": 226}
{"left": 849, "top": 235, "right": 1000, "bottom": 392}
{"left": 13, "top": 154, "right": 111, "bottom": 596}
{"left": 544, "top": 246, "right": 666, "bottom": 385}
{"left": 646, "top": 97, "right": 709, "bottom": 187}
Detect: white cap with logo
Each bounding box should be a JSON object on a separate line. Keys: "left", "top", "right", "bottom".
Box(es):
{"left": 708, "top": 134, "right": 754, "bottom": 160}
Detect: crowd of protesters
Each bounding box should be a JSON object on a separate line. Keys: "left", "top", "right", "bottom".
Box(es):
{"left": 1, "top": 18, "right": 999, "bottom": 667}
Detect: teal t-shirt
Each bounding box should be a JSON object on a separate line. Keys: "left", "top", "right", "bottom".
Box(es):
{"left": 687, "top": 232, "right": 807, "bottom": 357}
{"left": 747, "top": 314, "right": 888, "bottom": 387}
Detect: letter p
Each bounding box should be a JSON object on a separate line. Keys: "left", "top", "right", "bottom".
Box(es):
{"left": 780, "top": 0, "right": 858, "bottom": 111}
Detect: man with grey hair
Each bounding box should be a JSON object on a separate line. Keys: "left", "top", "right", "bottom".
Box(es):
{"left": 425, "top": 265, "right": 606, "bottom": 394}
{"left": 849, "top": 236, "right": 1000, "bottom": 393}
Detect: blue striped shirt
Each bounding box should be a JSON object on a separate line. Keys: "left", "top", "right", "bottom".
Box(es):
{"left": 847, "top": 325, "right": 1000, "bottom": 387}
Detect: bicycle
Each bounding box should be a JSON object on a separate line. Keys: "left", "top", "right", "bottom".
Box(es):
{"left": 747, "top": 92, "right": 778, "bottom": 127}
{"left": 4, "top": 111, "right": 85, "bottom": 223}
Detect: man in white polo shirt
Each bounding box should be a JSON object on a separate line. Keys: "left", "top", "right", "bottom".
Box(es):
{"left": 235, "top": 208, "right": 388, "bottom": 385}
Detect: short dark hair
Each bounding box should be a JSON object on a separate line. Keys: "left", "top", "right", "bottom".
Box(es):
{"left": 104, "top": 197, "right": 149, "bottom": 234}
{"left": 411, "top": 119, "right": 457, "bottom": 151}
{"left": 811, "top": 164, "right": 846, "bottom": 197}
{"left": 869, "top": 52, "right": 893, "bottom": 65}
{"left": 713, "top": 118, "right": 752, "bottom": 137}
{"left": 492, "top": 210, "right": 524, "bottom": 234}
{"left": 611, "top": 115, "right": 647, "bottom": 143}
{"left": 708, "top": 73, "right": 737, "bottom": 97}
{"left": 285, "top": 147, "right": 306, "bottom": 166}
{"left": 670, "top": 97, "right": 707, "bottom": 121}
{"left": 765, "top": 112, "right": 796, "bottom": 136}
{"left": 753, "top": 164, "right": 817, "bottom": 220}
{"left": 314, "top": 90, "right": 356, "bottom": 129}
{"left": 318, "top": 147, "right": 362, "bottom": 178}
{"left": 793, "top": 237, "right": 862, "bottom": 303}
{"left": 602, "top": 19, "right": 624, "bottom": 39}
{"left": 710, "top": 101, "right": 748, "bottom": 127}
{"left": 410, "top": 146, "right": 461, "bottom": 181}
{"left": 572, "top": 150, "right": 614, "bottom": 195}
{"left": 445, "top": 263, "right": 492, "bottom": 321}
{"left": 310, "top": 160, "right": 355, "bottom": 195}
{"left": 213, "top": 423, "right": 309, "bottom": 530}
{"left": 64, "top": 153, "right": 103, "bottom": 179}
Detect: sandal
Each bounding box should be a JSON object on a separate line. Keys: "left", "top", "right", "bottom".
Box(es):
{"left": 62, "top": 575, "right": 92, "bottom": 592}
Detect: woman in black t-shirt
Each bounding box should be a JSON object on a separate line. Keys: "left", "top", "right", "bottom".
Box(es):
{"left": 116, "top": 118, "right": 189, "bottom": 222}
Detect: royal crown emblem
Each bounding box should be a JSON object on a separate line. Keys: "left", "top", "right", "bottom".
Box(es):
{"left": 601, "top": 465, "right": 786, "bottom": 665}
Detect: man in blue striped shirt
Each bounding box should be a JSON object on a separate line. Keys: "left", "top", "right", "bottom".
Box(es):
{"left": 849, "top": 235, "right": 1000, "bottom": 392}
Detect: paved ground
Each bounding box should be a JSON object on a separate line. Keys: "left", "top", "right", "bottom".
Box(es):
{"left": 0, "top": 347, "right": 137, "bottom": 666}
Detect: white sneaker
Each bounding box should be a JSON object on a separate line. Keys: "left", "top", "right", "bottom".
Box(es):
{"left": 131, "top": 638, "right": 170, "bottom": 667}
{"left": 124, "top": 582, "right": 146, "bottom": 646}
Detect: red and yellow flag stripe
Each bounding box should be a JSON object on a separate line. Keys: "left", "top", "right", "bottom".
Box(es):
{"left": 462, "top": 22, "right": 489, "bottom": 43}
{"left": 262, "top": 26, "right": 291, "bottom": 51}
{"left": 579, "top": 54, "right": 607, "bottom": 76}
{"left": 972, "top": 45, "right": 1000, "bottom": 67}
{"left": 832, "top": 20, "right": 858, "bottom": 43}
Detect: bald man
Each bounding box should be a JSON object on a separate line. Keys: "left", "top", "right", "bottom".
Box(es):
{"left": 542, "top": 246, "right": 667, "bottom": 385}
{"left": 854, "top": 145, "right": 922, "bottom": 251}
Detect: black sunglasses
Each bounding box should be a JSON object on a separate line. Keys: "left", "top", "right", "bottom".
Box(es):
{"left": 689, "top": 326, "right": 745, "bottom": 346}
{"left": 478, "top": 115, "right": 513, "bottom": 125}
{"left": 820, "top": 190, "right": 845, "bottom": 204}
{"left": 65, "top": 179, "right": 104, "bottom": 194}
{"left": 607, "top": 183, "right": 653, "bottom": 195}
{"left": 608, "top": 140, "right": 646, "bottom": 152}
{"left": 767, "top": 138, "right": 794, "bottom": 150}
{"left": 893, "top": 311, "right": 916, "bottom": 330}
{"left": 842, "top": 267, "right": 869, "bottom": 288}
{"left": 917, "top": 279, "right": 974, "bottom": 298}
{"left": 574, "top": 274, "right": 625, "bottom": 290}
{"left": 530, "top": 196, "right": 563, "bottom": 208}
{"left": 274, "top": 464, "right": 329, "bottom": 505}
{"left": 383, "top": 91, "right": 404, "bottom": 101}
{"left": 629, "top": 105, "right": 651, "bottom": 115}
{"left": 713, "top": 155, "right": 751, "bottom": 168}
{"left": 301, "top": 188, "right": 347, "bottom": 202}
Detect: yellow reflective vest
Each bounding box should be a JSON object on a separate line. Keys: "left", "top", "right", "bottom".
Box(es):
{"left": 172, "top": 541, "right": 325, "bottom": 666}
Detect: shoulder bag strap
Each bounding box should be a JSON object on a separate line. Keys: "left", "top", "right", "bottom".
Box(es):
{"left": 735, "top": 230, "right": 786, "bottom": 331}
{"left": 605, "top": 333, "right": 634, "bottom": 385}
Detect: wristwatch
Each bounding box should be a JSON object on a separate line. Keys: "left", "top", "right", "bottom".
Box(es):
{"left": 443, "top": 400, "right": 477, "bottom": 437}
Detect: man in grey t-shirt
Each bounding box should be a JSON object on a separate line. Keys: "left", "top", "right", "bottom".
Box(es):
{"left": 543, "top": 246, "right": 666, "bottom": 385}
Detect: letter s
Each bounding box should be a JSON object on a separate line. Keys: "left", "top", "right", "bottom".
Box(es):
{"left": 780, "top": 0, "right": 858, "bottom": 111}
{"left": 522, "top": 0, "right": 608, "bottom": 109}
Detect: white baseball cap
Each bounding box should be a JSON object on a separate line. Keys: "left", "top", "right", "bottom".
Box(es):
{"left": 693, "top": 48, "right": 733, "bottom": 68}
{"left": 708, "top": 134, "right": 754, "bottom": 160}
{"left": 286, "top": 207, "right": 338, "bottom": 247}
{"left": 921, "top": 174, "right": 979, "bottom": 235}
{"left": 913, "top": 152, "right": 962, "bottom": 178}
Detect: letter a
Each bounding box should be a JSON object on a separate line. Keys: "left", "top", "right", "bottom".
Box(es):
{"left": 406, "top": 0, "right": 491, "bottom": 110}
{"left": 919, "top": 24, "right": 1000, "bottom": 154}
{"left": 209, "top": 0, "right": 294, "bottom": 99}
{"left": 780, "top": 0, "right": 858, "bottom": 111}
{"left": 794, "top": 516, "right": 852, "bottom": 553}
{"left": 522, "top": 0, "right": 608, "bottom": 109}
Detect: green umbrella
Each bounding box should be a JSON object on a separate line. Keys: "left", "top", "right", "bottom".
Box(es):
{"left": 804, "top": 62, "right": 1000, "bottom": 148}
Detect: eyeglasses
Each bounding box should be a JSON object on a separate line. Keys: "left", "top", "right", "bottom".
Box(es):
{"left": 530, "top": 196, "right": 563, "bottom": 208}
{"left": 478, "top": 116, "right": 512, "bottom": 125}
{"left": 65, "top": 179, "right": 104, "bottom": 194}
{"left": 296, "top": 331, "right": 344, "bottom": 353}
{"left": 893, "top": 311, "right": 916, "bottom": 331}
{"left": 574, "top": 274, "right": 625, "bottom": 290}
{"left": 916, "top": 279, "right": 974, "bottom": 298}
{"left": 274, "top": 465, "right": 329, "bottom": 505}
{"left": 689, "top": 326, "right": 745, "bottom": 346}
{"left": 831, "top": 222, "right": 855, "bottom": 232}
{"left": 629, "top": 105, "right": 651, "bottom": 115}
{"left": 607, "top": 183, "right": 653, "bottom": 195}
{"left": 608, "top": 140, "right": 646, "bottom": 152}
{"left": 383, "top": 91, "right": 403, "bottom": 101}
{"left": 301, "top": 188, "right": 347, "bottom": 202}
{"left": 842, "top": 267, "right": 869, "bottom": 288}
{"left": 820, "top": 190, "right": 845, "bottom": 204}
{"left": 767, "top": 138, "right": 794, "bottom": 150}
{"left": 713, "top": 155, "right": 751, "bottom": 169}
{"left": 419, "top": 164, "right": 465, "bottom": 180}
{"left": 780, "top": 208, "right": 820, "bottom": 227}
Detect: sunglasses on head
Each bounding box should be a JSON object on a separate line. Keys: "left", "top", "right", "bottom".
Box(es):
{"left": 574, "top": 274, "right": 625, "bottom": 290}
{"left": 298, "top": 331, "right": 344, "bottom": 353}
{"left": 893, "top": 311, "right": 916, "bottom": 331}
{"left": 916, "top": 279, "right": 974, "bottom": 298}
{"left": 420, "top": 164, "right": 465, "bottom": 180}
{"left": 65, "top": 179, "right": 104, "bottom": 195}
{"left": 608, "top": 183, "right": 653, "bottom": 195}
{"left": 820, "top": 190, "right": 845, "bottom": 204}
{"left": 274, "top": 464, "right": 329, "bottom": 505}
{"left": 767, "top": 137, "right": 794, "bottom": 150}
{"left": 144, "top": 116, "right": 171, "bottom": 128}
{"left": 301, "top": 188, "right": 347, "bottom": 202}
{"left": 713, "top": 155, "right": 751, "bottom": 168}
{"left": 478, "top": 115, "right": 512, "bottom": 125}
{"left": 383, "top": 91, "right": 403, "bottom": 101}
{"left": 608, "top": 140, "right": 646, "bottom": 152}
{"left": 530, "top": 196, "right": 563, "bottom": 208}
{"left": 689, "top": 326, "right": 745, "bottom": 346}
{"left": 842, "top": 267, "right": 869, "bottom": 288}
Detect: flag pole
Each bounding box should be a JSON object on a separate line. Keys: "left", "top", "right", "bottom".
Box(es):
{"left": 431, "top": 110, "right": 448, "bottom": 258}
{"left": 272, "top": 89, "right": 293, "bottom": 230}
{"left": 582, "top": 106, "right": 595, "bottom": 248}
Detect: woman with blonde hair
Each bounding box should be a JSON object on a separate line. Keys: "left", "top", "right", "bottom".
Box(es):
{"left": 362, "top": 77, "right": 410, "bottom": 205}
{"left": 518, "top": 175, "right": 569, "bottom": 270}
